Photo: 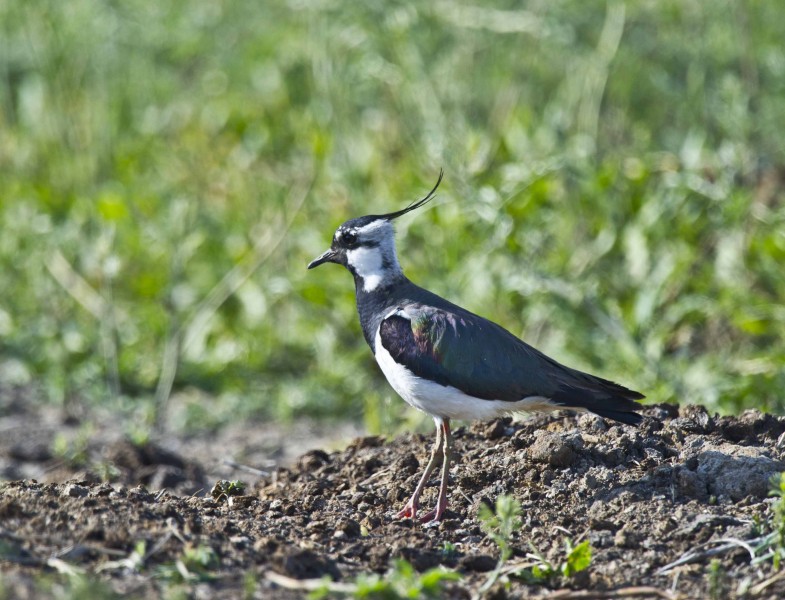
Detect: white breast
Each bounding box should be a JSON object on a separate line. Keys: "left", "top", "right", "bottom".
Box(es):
{"left": 373, "top": 323, "right": 558, "bottom": 421}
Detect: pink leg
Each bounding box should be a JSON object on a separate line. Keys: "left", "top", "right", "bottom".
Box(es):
{"left": 396, "top": 419, "right": 444, "bottom": 520}
{"left": 418, "top": 419, "right": 453, "bottom": 523}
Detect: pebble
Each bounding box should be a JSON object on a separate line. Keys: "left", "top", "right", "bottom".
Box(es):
{"left": 62, "top": 483, "right": 88, "bottom": 498}
{"left": 460, "top": 554, "right": 497, "bottom": 572}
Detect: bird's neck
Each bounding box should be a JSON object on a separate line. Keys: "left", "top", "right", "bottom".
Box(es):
{"left": 354, "top": 271, "right": 409, "bottom": 351}
{"left": 345, "top": 244, "right": 403, "bottom": 294}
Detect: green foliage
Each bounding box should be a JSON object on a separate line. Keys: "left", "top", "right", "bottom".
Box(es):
{"left": 707, "top": 559, "right": 728, "bottom": 600}
{"left": 51, "top": 423, "right": 94, "bottom": 468}
{"left": 29, "top": 573, "right": 120, "bottom": 600}
{"left": 519, "top": 544, "right": 556, "bottom": 584}
{"left": 243, "top": 571, "right": 258, "bottom": 600}
{"left": 520, "top": 538, "right": 592, "bottom": 584}
{"left": 758, "top": 472, "right": 785, "bottom": 569}
{"left": 309, "top": 559, "right": 460, "bottom": 600}
{"left": 478, "top": 495, "right": 522, "bottom": 563}
{"left": 210, "top": 479, "right": 247, "bottom": 500}
{"left": 517, "top": 538, "right": 591, "bottom": 583}
{"left": 355, "top": 560, "right": 460, "bottom": 599}
{"left": 477, "top": 495, "right": 523, "bottom": 594}
{"left": 561, "top": 539, "right": 592, "bottom": 578}
{"left": 477, "top": 494, "right": 592, "bottom": 591}
{"left": 440, "top": 541, "right": 457, "bottom": 560}
{"left": 1, "top": 1, "right": 784, "bottom": 429}
{"left": 155, "top": 544, "right": 220, "bottom": 584}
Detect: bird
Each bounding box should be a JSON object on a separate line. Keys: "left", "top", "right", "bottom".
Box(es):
{"left": 307, "top": 171, "right": 644, "bottom": 523}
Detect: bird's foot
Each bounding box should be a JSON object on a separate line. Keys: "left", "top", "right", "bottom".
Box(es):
{"left": 397, "top": 502, "right": 446, "bottom": 524}
{"left": 417, "top": 508, "right": 439, "bottom": 524}
{"left": 417, "top": 503, "right": 447, "bottom": 524}
{"left": 396, "top": 502, "right": 418, "bottom": 520}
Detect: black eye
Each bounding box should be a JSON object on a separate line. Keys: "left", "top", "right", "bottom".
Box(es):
{"left": 342, "top": 230, "right": 358, "bottom": 246}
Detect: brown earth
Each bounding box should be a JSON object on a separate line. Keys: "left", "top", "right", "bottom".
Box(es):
{"left": 2, "top": 387, "right": 785, "bottom": 599}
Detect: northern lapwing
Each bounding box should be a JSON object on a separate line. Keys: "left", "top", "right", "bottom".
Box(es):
{"left": 308, "top": 171, "right": 644, "bottom": 523}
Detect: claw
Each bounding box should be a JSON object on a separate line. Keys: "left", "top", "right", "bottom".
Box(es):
{"left": 396, "top": 502, "right": 417, "bottom": 520}
{"left": 418, "top": 508, "right": 439, "bottom": 524}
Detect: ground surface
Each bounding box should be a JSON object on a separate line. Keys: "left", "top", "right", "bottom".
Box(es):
{"left": 2, "top": 393, "right": 785, "bottom": 599}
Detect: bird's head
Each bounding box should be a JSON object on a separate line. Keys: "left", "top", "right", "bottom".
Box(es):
{"left": 308, "top": 170, "right": 443, "bottom": 292}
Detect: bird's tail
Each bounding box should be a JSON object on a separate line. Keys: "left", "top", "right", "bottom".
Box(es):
{"left": 552, "top": 378, "right": 645, "bottom": 426}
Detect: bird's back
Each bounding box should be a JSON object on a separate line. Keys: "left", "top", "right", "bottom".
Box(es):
{"left": 367, "top": 279, "right": 644, "bottom": 425}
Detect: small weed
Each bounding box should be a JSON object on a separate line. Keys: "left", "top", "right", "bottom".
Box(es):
{"left": 751, "top": 514, "right": 763, "bottom": 538}
{"left": 243, "top": 571, "right": 257, "bottom": 600}
{"left": 51, "top": 423, "right": 94, "bottom": 468}
{"left": 360, "top": 560, "right": 460, "bottom": 599}
{"left": 707, "top": 559, "right": 728, "bottom": 600}
{"left": 93, "top": 460, "right": 120, "bottom": 482}
{"left": 155, "top": 544, "right": 220, "bottom": 584}
{"left": 519, "top": 538, "right": 592, "bottom": 584}
{"left": 127, "top": 425, "right": 152, "bottom": 448}
{"left": 96, "top": 540, "right": 147, "bottom": 574}
{"left": 561, "top": 538, "right": 592, "bottom": 577}
{"left": 441, "top": 541, "right": 458, "bottom": 560}
{"left": 519, "top": 544, "right": 555, "bottom": 583}
{"left": 308, "top": 559, "right": 460, "bottom": 599}
{"left": 478, "top": 495, "right": 522, "bottom": 563}
{"left": 210, "top": 479, "right": 247, "bottom": 501}
{"left": 33, "top": 573, "right": 120, "bottom": 600}
{"left": 768, "top": 472, "right": 785, "bottom": 569}
{"left": 752, "top": 472, "right": 785, "bottom": 569}
{"left": 476, "top": 495, "right": 523, "bottom": 595}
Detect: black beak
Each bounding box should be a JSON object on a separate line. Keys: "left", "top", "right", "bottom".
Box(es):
{"left": 307, "top": 248, "right": 339, "bottom": 269}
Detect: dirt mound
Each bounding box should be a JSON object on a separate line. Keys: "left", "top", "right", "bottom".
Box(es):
{"left": 2, "top": 404, "right": 785, "bottom": 598}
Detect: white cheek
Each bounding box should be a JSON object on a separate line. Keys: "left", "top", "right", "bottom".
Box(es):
{"left": 347, "top": 247, "right": 385, "bottom": 292}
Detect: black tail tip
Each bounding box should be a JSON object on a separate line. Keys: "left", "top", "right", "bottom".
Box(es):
{"left": 595, "top": 409, "right": 644, "bottom": 426}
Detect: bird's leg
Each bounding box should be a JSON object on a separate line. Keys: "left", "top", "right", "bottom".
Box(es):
{"left": 419, "top": 418, "right": 453, "bottom": 524}
{"left": 396, "top": 419, "right": 444, "bottom": 520}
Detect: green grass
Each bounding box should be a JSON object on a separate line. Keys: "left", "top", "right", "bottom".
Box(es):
{"left": 1, "top": 1, "right": 784, "bottom": 432}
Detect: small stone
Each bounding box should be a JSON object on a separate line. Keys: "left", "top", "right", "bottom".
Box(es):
{"left": 227, "top": 495, "right": 256, "bottom": 509}
{"left": 393, "top": 452, "right": 419, "bottom": 476}
{"left": 484, "top": 419, "right": 507, "bottom": 440}
{"left": 614, "top": 527, "right": 642, "bottom": 548}
{"left": 127, "top": 485, "right": 153, "bottom": 502}
{"left": 460, "top": 554, "right": 498, "bottom": 572}
{"left": 253, "top": 537, "right": 279, "bottom": 553}
{"left": 334, "top": 519, "right": 361, "bottom": 539}
{"left": 351, "top": 435, "right": 384, "bottom": 449}
{"left": 297, "top": 449, "right": 331, "bottom": 471}
{"left": 697, "top": 446, "right": 785, "bottom": 501}
{"left": 527, "top": 432, "right": 582, "bottom": 468}
{"left": 683, "top": 405, "right": 714, "bottom": 432}
{"left": 278, "top": 549, "right": 340, "bottom": 579}
{"left": 63, "top": 484, "right": 88, "bottom": 498}
{"left": 90, "top": 483, "right": 115, "bottom": 497}
{"left": 361, "top": 515, "right": 381, "bottom": 530}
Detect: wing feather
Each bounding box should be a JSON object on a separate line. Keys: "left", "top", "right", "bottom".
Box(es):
{"left": 378, "top": 304, "right": 643, "bottom": 423}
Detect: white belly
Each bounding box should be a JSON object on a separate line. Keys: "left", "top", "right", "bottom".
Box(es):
{"left": 373, "top": 328, "right": 558, "bottom": 421}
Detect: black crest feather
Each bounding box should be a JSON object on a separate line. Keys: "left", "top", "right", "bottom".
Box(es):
{"left": 377, "top": 169, "right": 443, "bottom": 221}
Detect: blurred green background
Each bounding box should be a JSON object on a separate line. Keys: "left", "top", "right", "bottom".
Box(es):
{"left": 1, "top": 1, "right": 783, "bottom": 436}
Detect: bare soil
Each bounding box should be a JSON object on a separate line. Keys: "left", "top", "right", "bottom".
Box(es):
{"left": 2, "top": 386, "right": 785, "bottom": 599}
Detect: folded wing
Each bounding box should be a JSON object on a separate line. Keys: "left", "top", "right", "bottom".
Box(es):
{"left": 378, "top": 305, "right": 644, "bottom": 425}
